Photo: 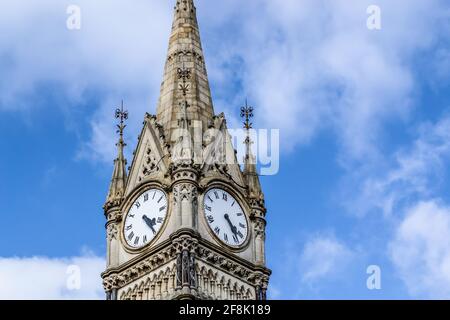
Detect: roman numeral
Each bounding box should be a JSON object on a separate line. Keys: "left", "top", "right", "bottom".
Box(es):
{"left": 152, "top": 191, "right": 156, "bottom": 200}
{"left": 236, "top": 213, "right": 243, "bottom": 217}
{"left": 159, "top": 206, "right": 166, "bottom": 212}
{"left": 128, "top": 232, "right": 134, "bottom": 241}
{"left": 233, "top": 234, "right": 239, "bottom": 244}
{"left": 125, "top": 225, "right": 132, "bottom": 231}
{"left": 134, "top": 236, "right": 140, "bottom": 245}
{"left": 128, "top": 214, "right": 135, "bottom": 219}
{"left": 207, "top": 215, "right": 214, "bottom": 224}
{"left": 222, "top": 193, "right": 227, "bottom": 201}
{"left": 231, "top": 201, "right": 235, "bottom": 207}
{"left": 239, "top": 223, "right": 246, "bottom": 229}
{"left": 135, "top": 202, "right": 141, "bottom": 209}
{"left": 143, "top": 235, "right": 147, "bottom": 244}
{"left": 237, "top": 230, "right": 244, "bottom": 239}
{"left": 157, "top": 217, "right": 164, "bottom": 224}
{"left": 214, "top": 191, "right": 219, "bottom": 199}
{"left": 214, "top": 226, "right": 220, "bottom": 235}
{"left": 144, "top": 193, "right": 149, "bottom": 202}
{"left": 205, "top": 205, "right": 212, "bottom": 212}
{"left": 157, "top": 196, "right": 164, "bottom": 203}
{"left": 208, "top": 196, "right": 214, "bottom": 203}
{"left": 224, "top": 233, "right": 229, "bottom": 243}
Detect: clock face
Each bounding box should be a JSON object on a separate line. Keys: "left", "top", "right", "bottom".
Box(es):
{"left": 123, "top": 189, "right": 168, "bottom": 249}
{"left": 203, "top": 188, "right": 248, "bottom": 247}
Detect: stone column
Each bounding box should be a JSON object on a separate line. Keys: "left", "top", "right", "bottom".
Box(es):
{"left": 172, "top": 166, "right": 199, "bottom": 230}
{"left": 253, "top": 217, "right": 266, "bottom": 266}
{"left": 106, "top": 220, "right": 119, "bottom": 268}
{"left": 173, "top": 235, "right": 198, "bottom": 297}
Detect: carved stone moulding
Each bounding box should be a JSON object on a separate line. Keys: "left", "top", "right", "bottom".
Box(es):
{"left": 171, "top": 165, "right": 199, "bottom": 183}
{"left": 117, "top": 261, "right": 178, "bottom": 300}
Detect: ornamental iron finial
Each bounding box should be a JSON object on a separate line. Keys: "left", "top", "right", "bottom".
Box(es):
{"left": 115, "top": 100, "right": 128, "bottom": 145}
{"left": 240, "top": 99, "right": 254, "bottom": 130}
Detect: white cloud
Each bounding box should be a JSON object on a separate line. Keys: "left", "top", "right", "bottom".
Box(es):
{"left": 389, "top": 201, "right": 450, "bottom": 299}
{"left": 345, "top": 115, "right": 450, "bottom": 217}
{"left": 0, "top": 253, "right": 105, "bottom": 300}
{"left": 0, "top": 0, "right": 171, "bottom": 161}
{"left": 299, "top": 234, "right": 354, "bottom": 284}
{"left": 203, "top": 0, "right": 449, "bottom": 158}
{"left": 1, "top": 0, "right": 448, "bottom": 163}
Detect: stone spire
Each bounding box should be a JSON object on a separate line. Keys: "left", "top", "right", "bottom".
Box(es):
{"left": 156, "top": 0, "right": 214, "bottom": 141}
{"left": 241, "top": 101, "right": 264, "bottom": 202}
{"left": 105, "top": 102, "right": 128, "bottom": 210}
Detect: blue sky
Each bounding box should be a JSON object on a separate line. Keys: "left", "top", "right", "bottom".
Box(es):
{"left": 1, "top": 0, "right": 450, "bottom": 299}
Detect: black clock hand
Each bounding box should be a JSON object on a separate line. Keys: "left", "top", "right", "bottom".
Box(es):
{"left": 142, "top": 215, "right": 157, "bottom": 234}
{"left": 224, "top": 214, "right": 238, "bottom": 236}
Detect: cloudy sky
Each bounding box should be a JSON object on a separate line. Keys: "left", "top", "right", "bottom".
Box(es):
{"left": 1, "top": 0, "right": 450, "bottom": 299}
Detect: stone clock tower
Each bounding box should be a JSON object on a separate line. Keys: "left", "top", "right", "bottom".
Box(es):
{"left": 102, "top": 0, "right": 270, "bottom": 300}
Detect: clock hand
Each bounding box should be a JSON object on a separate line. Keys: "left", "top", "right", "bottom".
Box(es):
{"left": 142, "top": 215, "right": 157, "bottom": 234}
{"left": 224, "top": 214, "right": 238, "bottom": 236}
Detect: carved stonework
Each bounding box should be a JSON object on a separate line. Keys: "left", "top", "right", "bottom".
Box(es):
{"left": 103, "top": 245, "right": 177, "bottom": 290}
{"left": 172, "top": 235, "right": 198, "bottom": 253}
{"left": 141, "top": 146, "right": 160, "bottom": 178}
{"left": 175, "top": 250, "right": 197, "bottom": 289}
{"left": 167, "top": 49, "right": 204, "bottom": 66}
{"left": 173, "top": 183, "right": 198, "bottom": 204}
{"left": 197, "top": 247, "right": 254, "bottom": 281}
{"left": 147, "top": 114, "right": 171, "bottom": 156}
{"left": 107, "top": 223, "right": 118, "bottom": 240}
{"left": 195, "top": 263, "right": 255, "bottom": 300}
{"left": 118, "top": 263, "right": 178, "bottom": 300}
{"left": 254, "top": 273, "right": 269, "bottom": 301}
{"left": 254, "top": 218, "right": 266, "bottom": 240}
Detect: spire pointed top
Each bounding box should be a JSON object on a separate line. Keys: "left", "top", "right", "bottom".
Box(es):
{"left": 156, "top": 0, "right": 214, "bottom": 140}
{"left": 241, "top": 101, "right": 264, "bottom": 204}
{"left": 174, "top": 0, "right": 196, "bottom": 15}
{"left": 173, "top": 0, "right": 197, "bottom": 26}
{"left": 105, "top": 101, "right": 129, "bottom": 211}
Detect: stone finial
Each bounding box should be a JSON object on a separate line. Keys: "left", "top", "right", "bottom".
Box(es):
{"left": 241, "top": 101, "right": 264, "bottom": 205}
{"left": 104, "top": 101, "right": 129, "bottom": 211}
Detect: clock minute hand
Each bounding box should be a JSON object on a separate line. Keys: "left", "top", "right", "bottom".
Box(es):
{"left": 224, "top": 214, "right": 238, "bottom": 235}
{"left": 142, "top": 215, "right": 157, "bottom": 234}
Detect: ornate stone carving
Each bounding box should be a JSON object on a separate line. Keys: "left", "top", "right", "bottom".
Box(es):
{"left": 189, "top": 254, "right": 196, "bottom": 288}
{"left": 141, "top": 146, "right": 160, "bottom": 178}
{"left": 173, "top": 183, "right": 197, "bottom": 203}
{"left": 254, "top": 273, "right": 269, "bottom": 301}
{"left": 167, "top": 49, "right": 204, "bottom": 65}
{"left": 103, "top": 245, "right": 177, "bottom": 290}
{"left": 196, "top": 247, "right": 254, "bottom": 281}
{"left": 254, "top": 218, "right": 266, "bottom": 239}
{"left": 172, "top": 235, "right": 198, "bottom": 253}
{"left": 147, "top": 114, "right": 171, "bottom": 156}
{"left": 174, "top": 244, "right": 197, "bottom": 289}
{"left": 107, "top": 223, "right": 118, "bottom": 240}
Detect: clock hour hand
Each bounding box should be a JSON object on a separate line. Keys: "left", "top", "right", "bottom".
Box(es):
{"left": 142, "top": 215, "right": 157, "bottom": 234}
{"left": 224, "top": 214, "right": 238, "bottom": 236}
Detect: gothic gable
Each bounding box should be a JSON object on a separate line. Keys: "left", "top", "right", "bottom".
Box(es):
{"left": 125, "top": 114, "right": 170, "bottom": 195}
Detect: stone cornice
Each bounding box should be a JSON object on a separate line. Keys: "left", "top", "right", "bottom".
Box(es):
{"left": 102, "top": 231, "right": 271, "bottom": 291}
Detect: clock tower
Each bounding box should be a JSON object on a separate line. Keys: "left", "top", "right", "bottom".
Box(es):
{"left": 102, "top": 0, "right": 270, "bottom": 300}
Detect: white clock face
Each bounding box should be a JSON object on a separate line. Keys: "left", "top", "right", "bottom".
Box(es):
{"left": 123, "top": 189, "right": 168, "bottom": 249}
{"left": 203, "top": 188, "right": 248, "bottom": 247}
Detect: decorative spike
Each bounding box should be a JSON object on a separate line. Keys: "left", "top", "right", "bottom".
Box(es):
{"left": 105, "top": 101, "right": 129, "bottom": 210}
{"left": 241, "top": 101, "right": 264, "bottom": 203}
